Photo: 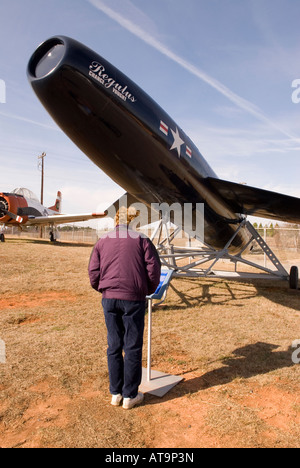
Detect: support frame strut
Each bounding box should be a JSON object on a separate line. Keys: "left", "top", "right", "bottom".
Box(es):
{"left": 151, "top": 218, "right": 290, "bottom": 283}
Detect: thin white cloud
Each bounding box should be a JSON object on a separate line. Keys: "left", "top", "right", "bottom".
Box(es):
{"left": 88, "top": 0, "right": 300, "bottom": 142}
{"left": 0, "top": 110, "right": 58, "bottom": 131}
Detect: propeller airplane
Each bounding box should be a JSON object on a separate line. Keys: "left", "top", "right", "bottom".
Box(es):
{"left": 0, "top": 187, "right": 106, "bottom": 241}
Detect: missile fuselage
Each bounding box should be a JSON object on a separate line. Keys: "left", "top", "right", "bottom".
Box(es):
{"left": 27, "top": 36, "right": 248, "bottom": 251}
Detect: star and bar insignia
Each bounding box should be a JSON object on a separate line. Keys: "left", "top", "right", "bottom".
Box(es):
{"left": 159, "top": 120, "right": 192, "bottom": 158}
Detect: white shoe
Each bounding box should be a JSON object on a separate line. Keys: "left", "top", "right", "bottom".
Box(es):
{"left": 123, "top": 392, "right": 144, "bottom": 410}
{"left": 111, "top": 394, "right": 123, "bottom": 406}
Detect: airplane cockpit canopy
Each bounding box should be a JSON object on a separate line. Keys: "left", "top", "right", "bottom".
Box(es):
{"left": 11, "top": 188, "right": 39, "bottom": 202}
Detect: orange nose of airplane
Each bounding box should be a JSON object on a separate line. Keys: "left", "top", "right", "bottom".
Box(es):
{"left": 0, "top": 194, "right": 10, "bottom": 222}
{"left": 0, "top": 193, "right": 25, "bottom": 224}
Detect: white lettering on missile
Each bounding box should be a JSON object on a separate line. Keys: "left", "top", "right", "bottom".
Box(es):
{"left": 89, "top": 62, "right": 137, "bottom": 103}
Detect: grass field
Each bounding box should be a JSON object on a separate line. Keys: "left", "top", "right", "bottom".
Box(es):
{"left": 0, "top": 238, "right": 299, "bottom": 448}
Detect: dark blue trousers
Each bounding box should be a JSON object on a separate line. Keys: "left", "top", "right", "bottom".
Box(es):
{"left": 102, "top": 298, "right": 146, "bottom": 399}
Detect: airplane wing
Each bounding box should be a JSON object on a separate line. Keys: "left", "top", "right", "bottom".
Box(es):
{"left": 25, "top": 212, "right": 107, "bottom": 226}
{"left": 206, "top": 178, "right": 300, "bottom": 224}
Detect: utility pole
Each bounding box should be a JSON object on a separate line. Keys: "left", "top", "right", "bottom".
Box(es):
{"left": 38, "top": 152, "right": 46, "bottom": 205}
{"left": 38, "top": 152, "right": 46, "bottom": 239}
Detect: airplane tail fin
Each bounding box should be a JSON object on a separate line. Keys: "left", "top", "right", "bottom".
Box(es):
{"left": 48, "top": 191, "right": 62, "bottom": 213}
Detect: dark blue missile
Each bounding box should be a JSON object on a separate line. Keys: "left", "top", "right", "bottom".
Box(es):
{"left": 27, "top": 36, "right": 300, "bottom": 252}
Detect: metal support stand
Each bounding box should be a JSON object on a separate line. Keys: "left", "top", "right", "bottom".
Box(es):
{"left": 152, "top": 218, "right": 290, "bottom": 283}
{"left": 140, "top": 270, "right": 183, "bottom": 397}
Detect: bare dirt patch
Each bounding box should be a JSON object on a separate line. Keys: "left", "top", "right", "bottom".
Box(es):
{"left": 0, "top": 239, "right": 299, "bottom": 448}
{"left": 0, "top": 291, "right": 77, "bottom": 311}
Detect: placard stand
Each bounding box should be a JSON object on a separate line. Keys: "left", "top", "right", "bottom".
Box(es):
{"left": 140, "top": 270, "right": 183, "bottom": 397}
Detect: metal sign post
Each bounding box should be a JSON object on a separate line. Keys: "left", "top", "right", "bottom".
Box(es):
{"left": 140, "top": 270, "right": 183, "bottom": 397}
{"left": 147, "top": 297, "right": 153, "bottom": 382}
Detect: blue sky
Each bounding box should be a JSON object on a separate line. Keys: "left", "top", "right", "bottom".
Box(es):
{"left": 0, "top": 0, "right": 299, "bottom": 226}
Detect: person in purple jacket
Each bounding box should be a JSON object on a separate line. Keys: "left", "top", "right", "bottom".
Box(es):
{"left": 88, "top": 207, "right": 161, "bottom": 410}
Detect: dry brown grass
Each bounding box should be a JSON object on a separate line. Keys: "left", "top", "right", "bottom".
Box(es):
{"left": 0, "top": 238, "right": 299, "bottom": 448}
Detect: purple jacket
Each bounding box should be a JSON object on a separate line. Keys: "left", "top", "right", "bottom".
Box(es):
{"left": 88, "top": 225, "right": 161, "bottom": 301}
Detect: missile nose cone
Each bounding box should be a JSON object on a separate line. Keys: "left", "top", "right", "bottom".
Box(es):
{"left": 27, "top": 37, "right": 65, "bottom": 79}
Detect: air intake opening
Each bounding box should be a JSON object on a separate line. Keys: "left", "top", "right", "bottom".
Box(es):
{"left": 28, "top": 38, "right": 65, "bottom": 79}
